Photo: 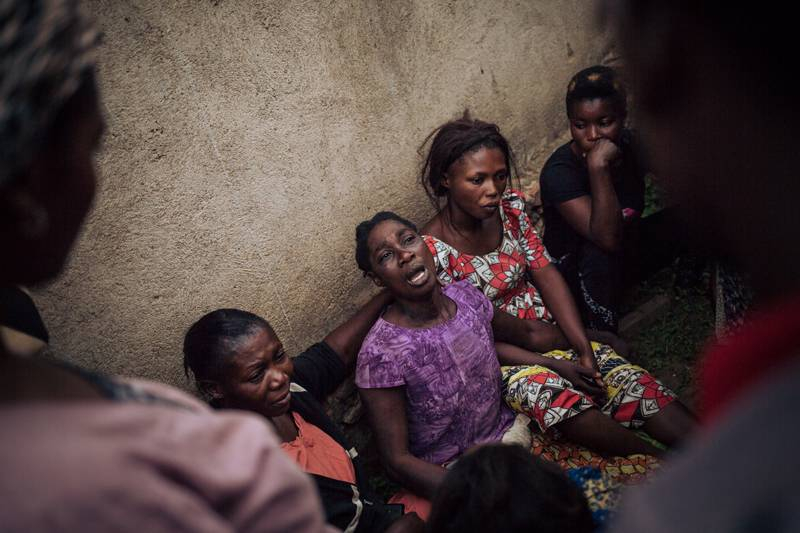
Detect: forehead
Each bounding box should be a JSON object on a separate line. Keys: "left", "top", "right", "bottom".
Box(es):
{"left": 453, "top": 146, "right": 507, "bottom": 172}
{"left": 569, "top": 97, "right": 619, "bottom": 119}
{"left": 227, "top": 327, "right": 282, "bottom": 372}
{"left": 367, "top": 219, "right": 414, "bottom": 251}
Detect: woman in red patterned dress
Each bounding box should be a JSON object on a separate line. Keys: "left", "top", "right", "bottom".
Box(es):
{"left": 419, "top": 117, "right": 695, "bottom": 449}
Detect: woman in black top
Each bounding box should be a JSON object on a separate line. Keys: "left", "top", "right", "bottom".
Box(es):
{"left": 183, "top": 302, "right": 423, "bottom": 533}
{"left": 539, "top": 65, "right": 646, "bottom": 333}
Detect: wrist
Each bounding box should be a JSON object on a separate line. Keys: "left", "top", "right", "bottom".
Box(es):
{"left": 587, "top": 160, "right": 611, "bottom": 176}
{"left": 576, "top": 343, "right": 594, "bottom": 359}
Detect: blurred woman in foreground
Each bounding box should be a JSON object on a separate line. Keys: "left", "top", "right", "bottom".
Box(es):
{"left": 0, "top": 2, "right": 331, "bottom": 530}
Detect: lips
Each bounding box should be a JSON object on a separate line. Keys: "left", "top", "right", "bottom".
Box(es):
{"left": 270, "top": 388, "right": 291, "bottom": 409}
{"left": 405, "top": 264, "right": 430, "bottom": 287}
{"left": 481, "top": 203, "right": 499, "bottom": 211}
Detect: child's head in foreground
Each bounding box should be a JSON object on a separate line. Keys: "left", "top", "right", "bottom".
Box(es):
{"left": 427, "top": 443, "right": 594, "bottom": 533}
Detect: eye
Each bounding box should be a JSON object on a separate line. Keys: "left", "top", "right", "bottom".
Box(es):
{"left": 573, "top": 122, "right": 585, "bottom": 130}
{"left": 249, "top": 367, "right": 265, "bottom": 384}
{"left": 470, "top": 176, "right": 484, "bottom": 185}
{"left": 600, "top": 118, "right": 615, "bottom": 127}
{"left": 274, "top": 350, "right": 287, "bottom": 362}
{"left": 402, "top": 233, "right": 417, "bottom": 245}
{"left": 378, "top": 250, "right": 392, "bottom": 264}
{"left": 496, "top": 173, "right": 508, "bottom": 182}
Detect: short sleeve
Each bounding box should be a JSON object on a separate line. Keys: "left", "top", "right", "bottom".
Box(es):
{"left": 539, "top": 154, "right": 590, "bottom": 206}
{"left": 424, "top": 235, "right": 456, "bottom": 285}
{"left": 355, "top": 326, "right": 406, "bottom": 389}
{"left": 502, "top": 190, "right": 551, "bottom": 270}
{"left": 291, "top": 342, "right": 347, "bottom": 403}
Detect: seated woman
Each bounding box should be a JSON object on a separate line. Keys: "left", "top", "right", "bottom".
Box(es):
{"left": 354, "top": 212, "right": 688, "bottom": 518}
{"left": 538, "top": 65, "right": 645, "bottom": 332}
{"left": 417, "top": 116, "right": 694, "bottom": 442}
{"left": 183, "top": 305, "right": 423, "bottom": 533}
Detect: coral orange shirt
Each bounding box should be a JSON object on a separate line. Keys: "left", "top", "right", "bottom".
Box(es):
{"left": 280, "top": 411, "right": 356, "bottom": 485}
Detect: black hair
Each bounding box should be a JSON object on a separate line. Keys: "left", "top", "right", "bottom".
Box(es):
{"left": 183, "top": 308, "right": 272, "bottom": 389}
{"left": 419, "top": 114, "right": 516, "bottom": 208}
{"left": 565, "top": 65, "right": 627, "bottom": 119}
{"left": 354, "top": 211, "right": 418, "bottom": 275}
{"left": 427, "top": 444, "right": 594, "bottom": 533}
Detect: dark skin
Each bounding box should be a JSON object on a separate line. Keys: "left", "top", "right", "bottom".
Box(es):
{"left": 422, "top": 146, "right": 602, "bottom": 383}
{"left": 558, "top": 97, "right": 625, "bottom": 253}
{"left": 203, "top": 294, "right": 425, "bottom": 532}
{"left": 202, "top": 288, "right": 393, "bottom": 443}
{"left": 360, "top": 220, "right": 667, "bottom": 499}
{"left": 0, "top": 79, "right": 106, "bottom": 404}
{"left": 361, "top": 220, "right": 458, "bottom": 498}
{"left": 614, "top": 3, "right": 800, "bottom": 303}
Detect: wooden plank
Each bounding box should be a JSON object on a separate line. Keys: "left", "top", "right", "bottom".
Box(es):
{"left": 620, "top": 294, "right": 671, "bottom": 338}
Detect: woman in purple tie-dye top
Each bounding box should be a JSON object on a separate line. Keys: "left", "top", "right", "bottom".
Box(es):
{"left": 353, "top": 212, "right": 668, "bottom": 519}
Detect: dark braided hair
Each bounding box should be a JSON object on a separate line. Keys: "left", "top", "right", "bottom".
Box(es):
{"left": 354, "top": 211, "right": 418, "bottom": 275}
{"left": 427, "top": 443, "right": 594, "bottom": 533}
{"left": 183, "top": 308, "right": 271, "bottom": 393}
{"left": 565, "top": 65, "right": 627, "bottom": 119}
{"left": 419, "top": 115, "right": 516, "bottom": 208}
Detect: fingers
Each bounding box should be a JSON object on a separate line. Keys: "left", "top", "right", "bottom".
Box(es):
{"left": 572, "top": 366, "right": 605, "bottom": 400}
{"left": 575, "top": 373, "right": 604, "bottom": 395}
{"left": 575, "top": 366, "right": 601, "bottom": 382}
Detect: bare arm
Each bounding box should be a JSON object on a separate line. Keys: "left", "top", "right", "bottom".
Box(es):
{"left": 556, "top": 140, "right": 623, "bottom": 252}
{"left": 491, "top": 306, "right": 569, "bottom": 353}
{"left": 360, "top": 387, "right": 446, "bottom": 499}
{"left": 322, "top": 290, "right": 392, "bottom": 371}
{"left": 529, "top": 264, "right": 601, "bottom": 385}
{"left": 495, "top": 342, "right": 603, "bottom": 398}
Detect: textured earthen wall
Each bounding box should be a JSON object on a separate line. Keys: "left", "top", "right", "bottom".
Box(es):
{"left": 33, "top": 0, "right": 610, "bottom": 387}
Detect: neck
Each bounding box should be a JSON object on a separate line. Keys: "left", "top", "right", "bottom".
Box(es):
{"left": 444, "top": 199, "right": 482, "bottom": 234}
{"left": 394, "top": 286, "right": 450, "bottom": 327}
{"left": 569, "top": 140, "right": 584, "bottom": 160}
{"left": 268, "top": 411, "right": 299, "bottom": 443}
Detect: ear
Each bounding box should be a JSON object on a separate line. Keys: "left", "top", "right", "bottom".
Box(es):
{"left": 441, "top": 172, "right": 451, "bottom": 190}
{"left": 366, "top": 271, "right": 385, "bottom": 288}
{"left": 197, "top": 380, "right": 224, "bottom": 402}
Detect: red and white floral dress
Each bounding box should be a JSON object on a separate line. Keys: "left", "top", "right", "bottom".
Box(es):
{"left": 424, "top": 189, "right": 554, "bottom": 322}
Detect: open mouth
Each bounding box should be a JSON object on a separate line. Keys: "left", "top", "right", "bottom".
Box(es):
{"left": 405, "top": 264, "right": 430, "bottom": 287}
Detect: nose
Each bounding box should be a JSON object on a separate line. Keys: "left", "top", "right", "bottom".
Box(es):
{"left": 484, "top": 179, "right": 500, "bottom": 198}
{"left": 265, "top": 367, "right": 288, "bottom": 390}
{"left": 587, "top": 125, "right": 601, "bottom": 141}
{"left": 398, "top": 247, "right": 415, "bottom": 266}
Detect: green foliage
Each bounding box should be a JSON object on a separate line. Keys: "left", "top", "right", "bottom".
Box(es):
{"left": 626, "top": 265, "right": 714, "bottom": 407}
{"left": 642, "top": 173, "right": 665, "bottom": 218}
